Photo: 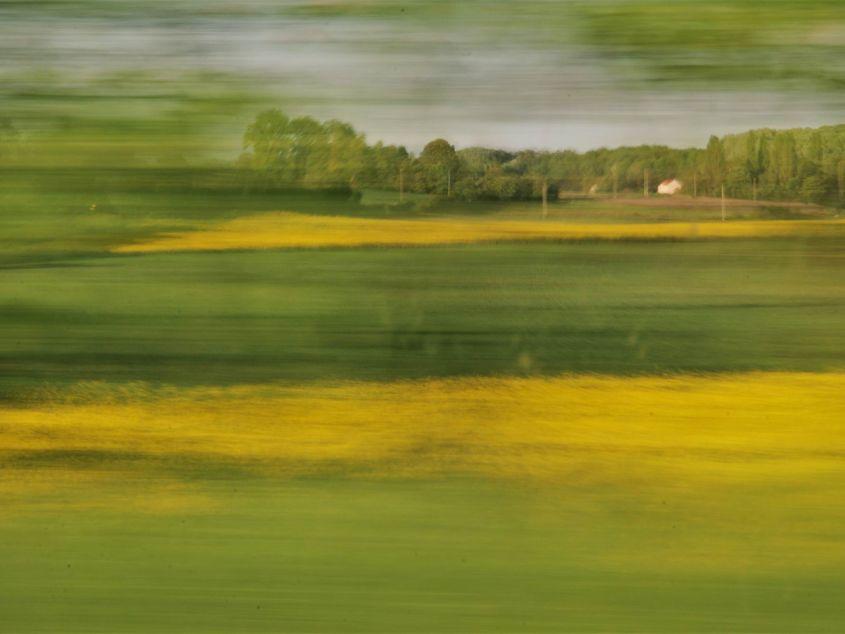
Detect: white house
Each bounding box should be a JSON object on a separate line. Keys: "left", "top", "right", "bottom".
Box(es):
{"left": 657, "top": 178, "right": 683, "bottom": 195}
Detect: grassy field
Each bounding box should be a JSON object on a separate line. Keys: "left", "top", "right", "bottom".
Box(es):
{"left": 3, "top": 238, "right": 845, "bottom": 394}
{"left": 3, "top": 373, "right": 845, "bottom": 632}
{"left": 3, "top": 170, "right": 833, "bottom": 266}
{"left": 2, "top": 192, "right": 844, "bottom": 631}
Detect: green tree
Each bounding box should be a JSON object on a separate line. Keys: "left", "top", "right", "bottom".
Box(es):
{"left": 770, "top": 132, "right": 797, "bottom": 191}
{"left": 457, "top": 147, "right": 514, "bottom": 179}
{"left": 703, "top": 135, "right": 725, "bottom": 195}
{"left": 243, "top": 109, "right": 301, "bottom": 183}
{"left": 801, "top": 175, "right": 829, "bottom": 204}
{"left": 837, "top": 159, "right": 845, "bottom": 202}
{"left": 525, "top": 151, "right": 554, "bottom": 216}
{"left": 745, "top": 131, "right": 767, "bottom": 200}
{"left": 238, "top": 110, "right": 845, "bottom": 205}
{"left": 362, "top": 142, "right": 412, "bottom": 199}
{"left": 307, "top": 119, "right": 367, "bottom": 187}
{"left": 242, "top": 109, "right": 367, "bottom": 189}
{"left": 419, "top": 138, "right": 459, "bottom": 196}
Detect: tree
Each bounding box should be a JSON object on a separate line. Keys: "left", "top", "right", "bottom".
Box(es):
{"left": 362, "top": 142, "right": 410, "bottom": 192}
{"left": 745, "top": 131, "right": 767, "bottom": 200}
{"left": 419, "top": 138, "right": 459, "bottom": 196}
{"left": 801, "top": 175, "right": 830, "bottom": 204}
{"left": 837, "top": 159, "right": 845, "bottom": 202}
{"left": 243, "top": 109, "right": 304, "bottom": 183}
{"left": 770, "top": 132, "right": 797, "bottom": 191}
{"left": 523, "top": 151, "right": 553, "bottom": 216}
{"left": 242, "top": 109, "right": 367, "bottom": 189}
{"left": 457, "top": 147, "right": 514, "bottom": 178}
{"left": 237, "top": 110, "right": 845, "bottom": 205}
{"left": 703, "top": 135, "right": 725, "bottom": 195}
{"left": 309, "top": 119, "right": 367, "bottom": 187}
{"left": 284, "top": 116, "right": 324, "bottom": 183}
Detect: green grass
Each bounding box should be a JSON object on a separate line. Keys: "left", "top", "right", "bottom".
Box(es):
{"left": 1, "top": 238, "right": 843, "bottom": 396}
{"left": 0, "top": 172, "right": 410, "bottom": 266}
{"left": 2, "top": 170, "right": 832, "bottom": 269}
{"left": 3, "top": 188, "right": 844, "bottom": 631}
{"left": 3, "top": 477, "right": 845, "bottom": 633}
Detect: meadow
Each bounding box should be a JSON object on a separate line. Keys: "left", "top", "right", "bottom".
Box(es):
{"left": 2, "top": 187, "right": 845, "bottom": 632}
{"left": 3, "top": 373, "right": 845, "bottom": 631}
{"left": 4, "top": 0, "right": 845, "bottom": 629}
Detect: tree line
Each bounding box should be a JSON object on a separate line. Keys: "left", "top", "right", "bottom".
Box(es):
{"left": 236, "top": 109, "right": 845, "bottom": 206}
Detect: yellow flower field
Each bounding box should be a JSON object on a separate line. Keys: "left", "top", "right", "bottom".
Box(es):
{"left": 6, "top": 372, "right": 843, "bottom": 481}
{"left": 113, "top": 212, "right": 845, "bottom": 253}
{"left": 4, "top": 371, "right": 845, "bottom": 575}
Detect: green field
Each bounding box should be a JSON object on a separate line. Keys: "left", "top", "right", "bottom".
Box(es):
{"left": 2, "top": 238, "right": 844, "bottom": 395}
{"left": 4, "top": 0, "right": 845, "bottom": 629}
{"left": 4, "top": 477, "right": 845, "bottom": 633}
{"left": 2, "top": 190, "right": 845, "bottom": 632}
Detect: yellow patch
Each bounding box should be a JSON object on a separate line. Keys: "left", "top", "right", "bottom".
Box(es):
{"left": 5, "top": 373, "right": 844, "bottom": 572}
{"left": 5, "top": 372, "right": 843, "bottom": 482}
{"left": 112, "top": 212, "right": 845, "bottom": 253}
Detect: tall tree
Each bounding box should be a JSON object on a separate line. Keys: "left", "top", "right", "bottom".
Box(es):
{"left": 703, "top": 135, "right": 725, "bottom": 195}
{"left": 419, "top": 138, "right": 459, "bottom": 196}
{"left": 745, "top": 131, "right": 767, "bottom": 200}
{"left": 242, "top": 109, "right": 367, "bottom": 188}
{"left": 837, "top": 159, "right": 845, "bottom": 202}
{"left": 770, "top": 132, "right": 797, "bottom": 191}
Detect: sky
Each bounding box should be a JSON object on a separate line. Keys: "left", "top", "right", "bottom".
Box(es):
{"left": 1, "top": 1, "right": 843, "bottom": 153}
